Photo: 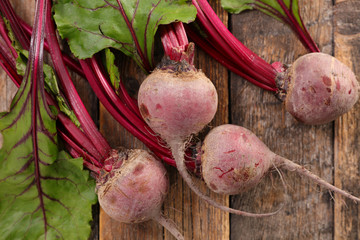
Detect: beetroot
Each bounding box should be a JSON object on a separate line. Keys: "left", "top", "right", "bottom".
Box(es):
{"left": 188, "top": 1, "right": 359, "bottom": 125}
{"left": 138, "top": 60, "right": 281, "bottom": 217}
{"left": 277, "top": 53, "right": 359, "bottom": 124}
{"left": 201, "top": 124, "right": 360, "bottom": 203}
{"left": 201, "top": 125, "right": 272, "bottom": 195}
{"left": 138, "top": 60, "right": 218, "bottom": 143}
{"left": 97, "top": 149, "right": 184, "bottom": 240}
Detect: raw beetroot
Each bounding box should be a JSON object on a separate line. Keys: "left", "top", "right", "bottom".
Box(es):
{"left": 201, "top": 124, "right": 272, "bottom": 195}
{"left": 201, "top": 124, "right": 360, "bottom": 203}
{"left": 138, "top": 60, "right": 218, "bottom": 143}
{"left": 138, "top": 60, "right": 281, "bottom": 217}
{"left": 97, "top": 149, "right": 184, "bottom": 240}
{"left": 188, "top": 1, "right": 359, "bottom": 125}
{"left": 277, "top": 53, "right": 359, "bottom": 124}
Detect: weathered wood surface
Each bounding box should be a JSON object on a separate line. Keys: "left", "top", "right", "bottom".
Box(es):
{"left": 334, "top": 1, "right": 360, "bottom": 239}
{"left": 230, "top": 0, "right": 360, "bottom": 239}
{"left": 230, "top": 1, "right": 334, "bottom": 239}
{"left": 0, "top": 0, "right": 359, "bottom": 240}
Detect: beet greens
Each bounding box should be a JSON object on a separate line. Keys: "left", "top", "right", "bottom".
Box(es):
{"left": 53, "top": 0, "right": 197, "bottom": 72}
{"left": 0, "top": 1, "right": 96, "bottom": 239}
{"left": 221, "top": 0, "right": 320, "bottom": 52}
{"left": 51, "top": 0, "right": 203, "bottom": 169}
{"left": 0, "top": 1, "right": 190, "bottom": 238}
{"left": 0, "top": 0, "right": 192, "bottom": 169}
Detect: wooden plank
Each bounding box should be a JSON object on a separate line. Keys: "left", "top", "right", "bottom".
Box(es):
{"left": 334, "top": 1, "right": 360, "bottom": 239}
{"left": 98, "top": 0, "right": 230, "bottom": 239}
{"left": 230, "top": 1, "right": 336, "bottom": 239}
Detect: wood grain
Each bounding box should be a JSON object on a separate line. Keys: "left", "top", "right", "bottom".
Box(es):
{"left": 334, "top": 1, "right": 360, "bottom": 239}
{"left": 230, "top": 1, "right": 336, "bottom": 239}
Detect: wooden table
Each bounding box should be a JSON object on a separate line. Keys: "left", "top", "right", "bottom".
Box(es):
{"left": 1, "top": 0, "right": 359, "bottom": 239}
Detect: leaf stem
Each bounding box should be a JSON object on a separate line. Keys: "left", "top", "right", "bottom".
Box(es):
{"left": 27, "top": 0, "right": 49, "bottom": 234}
{"left": 0, "top": 16, "right": 18, "bottom": 58}
{"left": 80, "top": 58, "right": 173, "bottom": 158}
{"left": 45, "top": 0, "right": 111, "bottom": 161}
{"left": 190, "top": 0, "right": 278, "bottom": 90}
{"left": 160, "top": 22, "right": 193, "bottom": 64}
{"left": 0, "top": 0, "right": 30, "bottom": 49}
{"left": 18, "top": 18, "right": 85, "bottom": 77}
{"left": 58, "top": 128, "right": 102, "bottom": 172}
{"left": 184, "top": 25, "right": 277, "bottom": 91}
{"left": 115, "top": 0, "right": 152, "bottom": 72}
{"left": 276, "top": 0, "right": 319, "bottom": 52}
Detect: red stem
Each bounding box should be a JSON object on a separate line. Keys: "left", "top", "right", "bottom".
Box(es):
{"left": 115, "top": 0, "right": 152, "bottom": 72}
{"left": 190, "top": 0, "right": 278, "bottom": 90}
{"left": 185, "top": 25, "right": 277, "bottom": 91}
{"left": 58, "top": 129, "right": 102, "bottom": 173}
{"left": 0, "top": 39, "right": 17, "bottom": 72}
{"left": 79, "top": 59, "right": 174, "bottom": 159}
{"left": 160, "top": 28, "right": 173, "bottom": 59}
{"left": 198, "top": 0, "right": 277, "bottom": 81}
{"left": 0, "top": 26, "right": 104, "bottom": 173}
{"left": 90, "top": 57, "right": 172, "bottom": 155}
{"left": 118, "top": 80, "right": 141, "bottom": 117}
{"left": 173, "top": 22, "right": 188, "bottom": 46}
{"left": 166, "top": 25, "right": 180, "bottom": 47}
{"left": 69, "top": 148, "right": 101, "bottom": 175}
{"left": 0, "top": 51, "right": 21, "bottom": 85}
{"left": 57, "top": 113, "right": 104, "bottom": 167}
{"left": 160, "top": 22, "right": 193, "bottom": 63}
{"left": 0, "top": 17, "right": 18, "bottom": 58}
{"left": 18, "top": 17, "right": 85, "bottom": 77}
{"left": 277, "top": 0, "right": 319, "bottom": 53}
{"left": 44, "top": 0, "right": 111, "bottom": 161}
{"left": 161, "top": 25, "right": 183, "bottom": 61}
{"left": 0, "top": 0, "right": 30, "bottom": 49}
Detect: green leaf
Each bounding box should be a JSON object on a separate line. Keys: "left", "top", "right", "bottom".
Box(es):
{"left": 0, "top": 72, "right": 96, "bottom": 239}
{"left": 221, "top": 0, "right": 320, "bottom": 52}
{"left": 5, "top": 17, "right": 80, "bottom": 127}
{"left": 53, "top": 0, "right": 197, "bottom": 70}
{"left": 104, "top": 48, "right": 121, "bottom": 92}
{"left": 0, "top": 149, "right": 97, "bottom": 239}
{"left": 0, "top": 4, "right": 96, "bottom": 238}
{"left": 221, "top": 0, "right": 304, "bottom": 30}
{"left": 221, "top": 0, "right": 254, "bottom": 13}
{"left": 15, "top": 47, "right": 81, "bottom": 128}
